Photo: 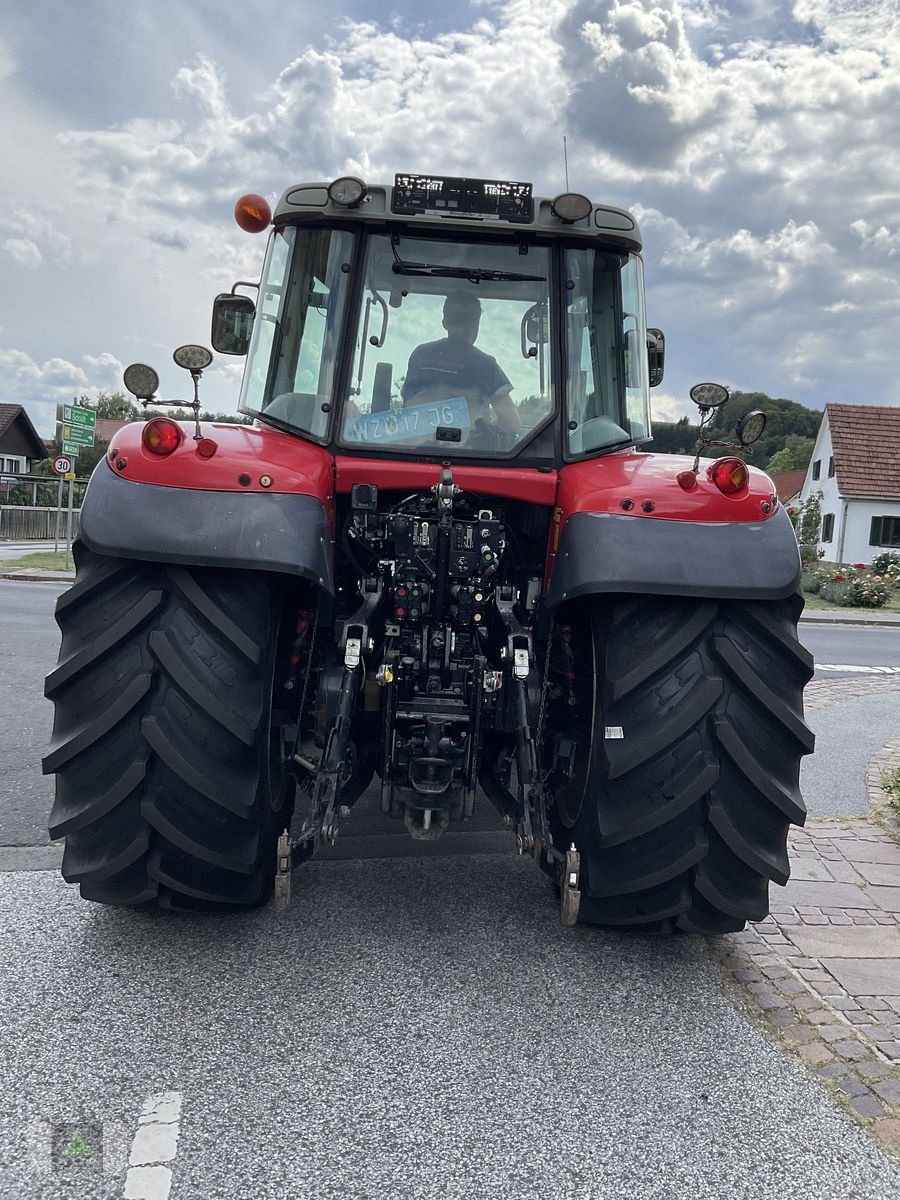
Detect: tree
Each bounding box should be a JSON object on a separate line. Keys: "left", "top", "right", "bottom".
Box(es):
{"left": 649, "top": 416, "right": 699, "bottom": 455}
{"left": 706, "top": 391, "right": 821, "bottom": 468}
{"left": 77, "top": 391, "right": 142, "bottom": 421}
{"left": 163, "top": 409, "right": 253, "bottom": 425}
{"left": 765, "top": 436, "right": 815, "bottom": 475}
{"left": 797, "top": 490, "right": 822, "bottom": 547}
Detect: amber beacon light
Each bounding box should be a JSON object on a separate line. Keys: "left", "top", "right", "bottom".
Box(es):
{"left": 234, "top": 193, "right": 272, "bottom": 233}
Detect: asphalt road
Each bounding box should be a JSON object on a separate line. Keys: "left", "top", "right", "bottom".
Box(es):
{"left": 800, "top": 624, "right": 900, "bottom": 671}
{"left": 4, "top": 860, "right": 900, "bottom": 1200}
{"left": 3, "top": 579, "right": 900, "bottom": 1197}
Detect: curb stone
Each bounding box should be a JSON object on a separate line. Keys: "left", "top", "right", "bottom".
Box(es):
{"left": 715, "top": 685, "right": 900, "bottom": 1159}
{"left": 712, "top": 895, "right": 900, "bottom": 1159}
{"left": 0, "top": 570, "right": 75, "bottom": 582}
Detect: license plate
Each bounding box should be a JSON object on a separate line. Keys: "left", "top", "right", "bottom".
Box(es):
{"left": 347, "top": 395, "right": 471, "bottom": 444}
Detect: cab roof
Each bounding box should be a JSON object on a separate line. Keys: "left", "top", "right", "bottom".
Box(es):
{"left": 273, "top": 174, "right": 643, "bottom": 253}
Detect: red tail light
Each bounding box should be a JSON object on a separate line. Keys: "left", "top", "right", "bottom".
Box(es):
{"left": 142, "top": 418, "right": 183, "bottom": 456}
{"left": 708, "top": 457, "right": 749, "bottom": 495}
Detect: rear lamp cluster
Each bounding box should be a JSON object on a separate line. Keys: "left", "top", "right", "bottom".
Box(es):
{"left": 708, "top": 458, "right": 749, "bottom": 495}
{"left": 142, "top": 418, "right": 183, "bottom": 456}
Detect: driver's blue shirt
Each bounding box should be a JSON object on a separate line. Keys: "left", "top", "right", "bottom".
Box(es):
{"left": 402, "top": 337, "right": 510, "bottom": 403}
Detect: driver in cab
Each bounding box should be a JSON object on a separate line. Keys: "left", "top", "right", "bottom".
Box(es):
{"left": 401, "top": 293, "right": 521, "bottom": 436}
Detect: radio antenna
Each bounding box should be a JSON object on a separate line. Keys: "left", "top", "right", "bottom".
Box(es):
{"left": 563, "top": 135, "right": 570, "bottom": 189}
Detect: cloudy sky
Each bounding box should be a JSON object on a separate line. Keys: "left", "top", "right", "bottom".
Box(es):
{"left": 1, "top": 0, "right": 898, "bottom": 436}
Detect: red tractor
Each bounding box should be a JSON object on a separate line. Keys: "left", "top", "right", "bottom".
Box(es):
{"left": 43, "top": 174, "right": 814, "bottom": 932}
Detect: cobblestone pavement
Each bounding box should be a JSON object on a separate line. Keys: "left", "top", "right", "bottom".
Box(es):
{"left": 718, "top": 677, "right": 900, "bottom": 1158}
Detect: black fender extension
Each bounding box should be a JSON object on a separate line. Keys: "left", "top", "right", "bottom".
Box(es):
{"left": 78, "top": 463, "right": 333, "bottom": 591}
{"left": 545, "top": 508, "right": 801, "bottom": 606}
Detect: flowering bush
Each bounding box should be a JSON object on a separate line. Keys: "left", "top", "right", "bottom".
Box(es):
{"left": 820, "top": 580, "right": 853, "bottom": 605}
{"left": 872, "top": 552, "right": 900, "bottom": 586}
{"left": 846, "top": 575, "right": 891, "bottom": 608}
{"left": 801, "top": 567, "right": 839, "bottom": 594}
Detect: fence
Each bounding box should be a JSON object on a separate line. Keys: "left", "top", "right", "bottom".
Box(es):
{"left": 0, "top": 473, "right": 88, "bottom": 541}
{"left": 0, "top": 505, "right": 82, "bottom": 540}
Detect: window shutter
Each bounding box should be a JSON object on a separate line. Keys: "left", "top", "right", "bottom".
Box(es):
{"left": 869, "top": 516, "right": 883, "bottom": 546}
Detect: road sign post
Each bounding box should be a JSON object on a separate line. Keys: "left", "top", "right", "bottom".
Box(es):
{"left": 64, "top": 478, "right": 75, "bottom": 571}
{"left": 54, "top": 477, "right": 64, "bottom": 552}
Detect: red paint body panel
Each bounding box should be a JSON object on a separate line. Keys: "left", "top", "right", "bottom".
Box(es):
{"left": 105, "top": 425, "right": 774, "bottom": 541}
{"left": 106, "top": 421, "right": 334, "bottom": 498}
{"left": 556, "top": 449, "right": 777, "bottom": 526}
{"left": 334, "top": 457, "right": 560, "bottom": 506}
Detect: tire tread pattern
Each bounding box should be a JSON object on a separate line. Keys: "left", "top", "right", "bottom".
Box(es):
{"left": 551, "top": 594, "right": 813, "bottom": 934}
{"left": 43, "top": 542, "right": 286, "bottom": 909}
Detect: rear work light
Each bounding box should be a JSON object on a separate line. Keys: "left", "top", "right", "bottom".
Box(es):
{"left": 142, "top": 418, "right": 183, "bottom": 456}
{"left": 708, "top": 457, "right": 749, "bottom": 495}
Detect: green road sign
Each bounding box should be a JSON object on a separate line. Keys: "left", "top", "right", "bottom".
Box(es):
{"left": 63, "top": 404, "right": 97, "bottom": 429}
{"left": 62, "top": 424, "right": 95, "bottom": 446}
{"left": 61, "top": 440, "right": 81, "bottom": 457}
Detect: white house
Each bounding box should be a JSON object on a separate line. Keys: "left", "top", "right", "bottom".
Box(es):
{"left": 796, "top": 403, "right": 900, "bottom": 564}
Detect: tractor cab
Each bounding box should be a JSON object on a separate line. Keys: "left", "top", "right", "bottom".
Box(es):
{"left": 214, "top": 174, "right": 661, "bottom": 468}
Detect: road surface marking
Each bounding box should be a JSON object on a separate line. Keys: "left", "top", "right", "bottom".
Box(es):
{"left": 815, "top": 664, "right": 900, "bottom": 674}
{"left": 123, "top": 1092, "right": 182, "bottom": 1199}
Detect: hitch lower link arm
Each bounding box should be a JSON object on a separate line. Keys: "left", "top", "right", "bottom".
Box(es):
{"left": 496, "top": 589, "right": 581, "bottom": 926}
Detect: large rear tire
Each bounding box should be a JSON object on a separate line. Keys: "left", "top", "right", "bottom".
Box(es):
{"left": 545, "top": 594, "right": 814, "bottom": 934}
{"left": 43, "top": 544, "right": 294, "bottom": 910}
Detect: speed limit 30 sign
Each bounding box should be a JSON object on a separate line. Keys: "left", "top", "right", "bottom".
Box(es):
{"left": 53, "top": 455, "right": 74, "bottom": 476}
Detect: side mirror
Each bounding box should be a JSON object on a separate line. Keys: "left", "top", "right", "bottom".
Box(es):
{"left": 526, "top": 303, "right": 549, "bottom": 345}
{"left": 521, "top": 302, "right": 549, "bottom": 359}
{"left": 211, "top": 294, "right": 256, "bottom": 356}
{"left": 647, "top": 328, "right": 665, "bottom": 387}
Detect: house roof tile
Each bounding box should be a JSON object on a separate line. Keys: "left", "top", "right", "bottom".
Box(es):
{"left": 827, "top": 404, "right": 900, "bottom": 498}
{"left": 0, "top": 403, "right": 47, "bottom": 461}
{"left": 769, "top": 469, "right": 807, "bottom": 503}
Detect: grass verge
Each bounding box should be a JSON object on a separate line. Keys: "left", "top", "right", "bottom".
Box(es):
{"left": 0, "top": 551, "right": 73, "bottom": 571}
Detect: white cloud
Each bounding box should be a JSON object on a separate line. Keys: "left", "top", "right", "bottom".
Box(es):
{"left": 649, "top": 390, "right": 696, "bottom": 421}
{"left": 0, "top": 347, "right": 128, "bottom": 434}
{"left": 2, "top": 0, "right": 899, "bottom": 437}
{"left": 850, "top": 218, "right": 900, "bottom": 257}
{"left": 2, "top": 238, "right": 41, "bottom": 268}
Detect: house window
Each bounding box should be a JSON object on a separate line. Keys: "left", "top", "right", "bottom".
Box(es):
{"left": 821, "top": 513, "right": 834, "bottom": 543}
{"left": 870, "top": 516, "right": 900, "bottom": 548}
{"left": 827, "top": 456, "right": 834, "bottom": 478}
{"left": 812, "top": 460, "right": 821, "bottom": 480}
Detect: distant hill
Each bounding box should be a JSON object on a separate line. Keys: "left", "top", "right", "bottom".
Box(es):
{"left": 649, "top": 391, "right": 822, "bottom": 471}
